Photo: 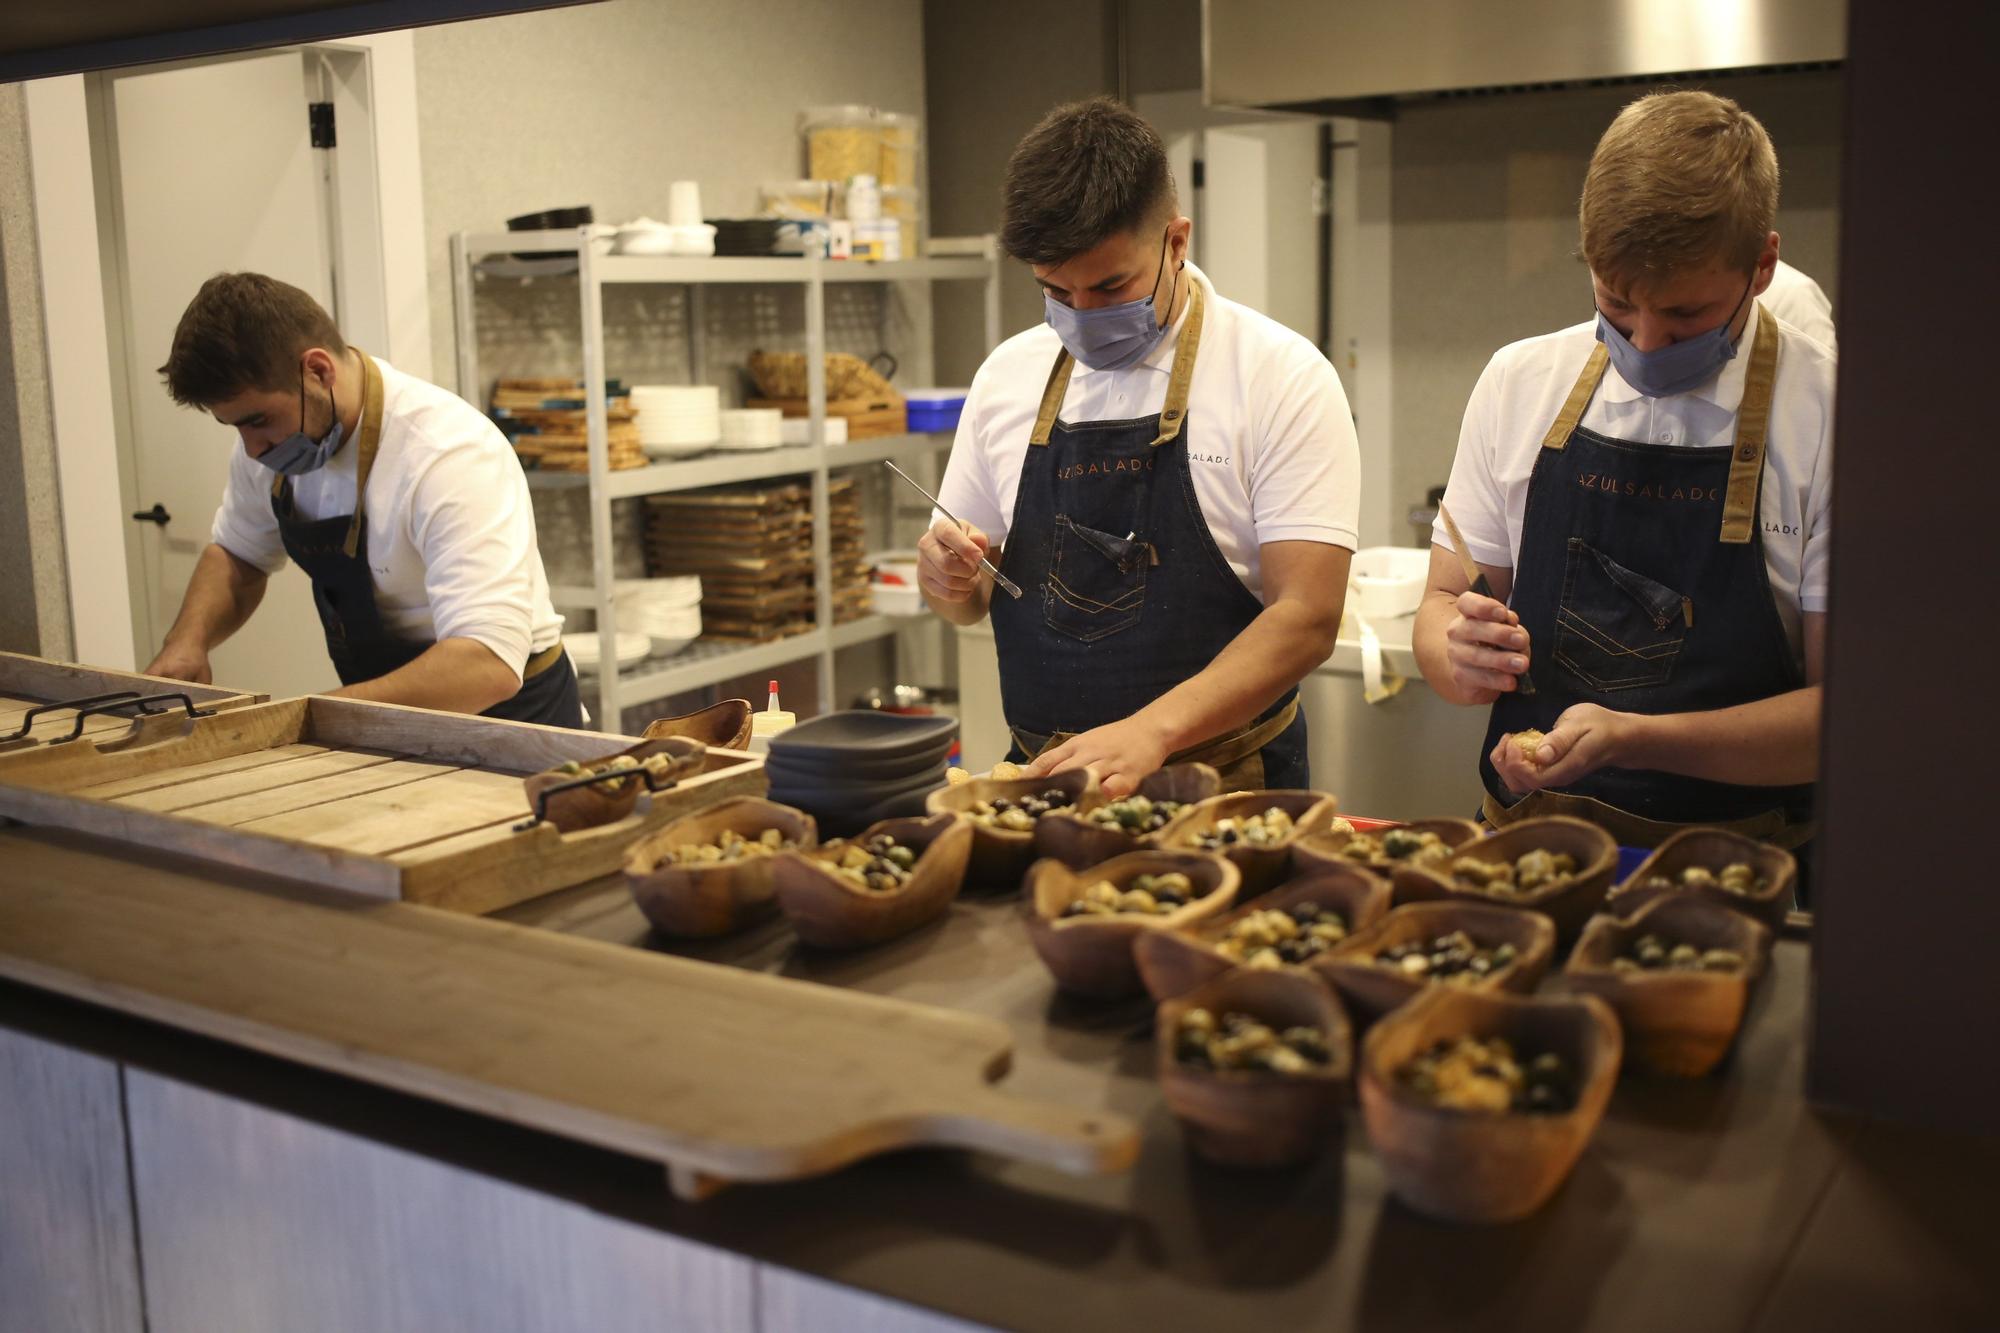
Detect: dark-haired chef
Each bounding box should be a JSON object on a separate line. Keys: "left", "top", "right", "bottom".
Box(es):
{"left": 921, "top": 98, "right": 1359, "bottom": 797}
{"left": 1414, "top": 91, "right": 1831, "bottom": 848}
{"left": 145, "top": 272, "right": 580, "bottom": 727}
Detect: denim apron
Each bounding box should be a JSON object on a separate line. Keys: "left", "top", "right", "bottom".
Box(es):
{"left": 271, "top": 352, "right": 582, "bottom": 729}
{"left": 1479, "top": 306, "right": 1813, "bottom": 847}
{"left": 989, "top": 282, "right": 1309, "bottom": 789}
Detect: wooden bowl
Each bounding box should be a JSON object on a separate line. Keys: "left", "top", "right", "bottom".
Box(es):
{"left": 1132, "top": 864, "right": 1392, "bottom": 1004}
{"left": 622, "top": 797, "right": 817, "bottom": 939}
{"left": 1359, "top": 986, "right": 1622, "bottom": 1223}
{"left": 1034, "top": 763, "right": 1223, "bottom": 870}
{"left": 1312, "top": 901, "right": 1557, "bottom": 1028}
{"left": 925, "top": 768, "right": 1103, "bottom": 889}
{"left": 1392, "top": 816, "right": 1618, "bottom": 944}
{"left": 1022, "top": 851, "right": 1239, "bottom": 999}
{"left": 642, "top": 698, "right": 754, "bottom": 751}
{"left": 1562, "top": 895, "right": 1774, "bottom": 1077}
{"left": 1604, "top": 827, "right": 1798, "bottom": 931}
{"left": 1157, "top": 967, "right": 1352, "bottom": 1168}
{"left": 770, "top": 813, "right": 972, "bottom": 950}
{"left": 1156, "top": 790, "right": 1341, "bottom": 896}
{"left": 521, "top": 737, "right": 707, "bottom": 833}
{"left": 1292, "top": 816, "right": 1483, "bottom": 878}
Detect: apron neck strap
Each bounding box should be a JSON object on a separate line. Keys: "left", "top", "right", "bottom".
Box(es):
{"left": 1148, "top": 277, "right": 1205, "bottom": 447}
{"left": 1540, "top": 341, "right": 1610, "bottom": 452}
{"left": 1718, "top": 303, "right": 1779, "bottom": 545}
{"left": 1026, "top": 278, "right": 1208, "bottom": 448}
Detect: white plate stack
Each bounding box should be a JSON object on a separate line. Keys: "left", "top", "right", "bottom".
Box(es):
{"left": 631, "top": 385, "right": 721, "bottom": 457}
{"left": 615, "top": 576, "right": 703, "bottom": 656}
{"left": 718, "top": 408, "right": 785, "bottom": 451}
{"left": 566, "top": 631, "right": 653, "bottom": 675}
{"left": 778, "top": 416, "right": 850, "bottom": 446}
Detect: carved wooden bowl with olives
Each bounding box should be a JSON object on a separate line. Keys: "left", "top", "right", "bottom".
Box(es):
{"left": 522, "top": 736, "right": 708, "bottom": 833}
{"left": 623, "top": 796, "right": 818, "bottom": 939}
{"left": 1564, "top": 893, "right": 1774, "bottom": 1077}
{"left": 770, "top": 812, "right": 973, "bottom": 950}
{"left": 1391, "top": 816, "right": 1618, "bottom": 944}
{"left": 1291, "top": 816, "right": 1483, "bottom": 879}
{"left": 1034, "top": 763, "right": 1222, "bottom": 871}
{"left": 1023, "top": 850, "right": 1239, "bottom": 999}
{"left": 1156, "top": 966, "right": 1353, "bottom": 1168}
{"left": 925, "top": 768, "right": 1103, "bottom": 889}
{"left": 1605, "top": 826, "right": 1798, "bottom": 931}
{"left": 1359, "top": 986, "right": 1622, "bottom": 1223}
{"left": 1157, "top": 790, "right": 1341, "bottom": 896}
{"left": 1132, "top": 864, "right": 1392, "bottom": 1004}
{"left": 1312, "top": 900, "right": 1557, "bottom": 1028}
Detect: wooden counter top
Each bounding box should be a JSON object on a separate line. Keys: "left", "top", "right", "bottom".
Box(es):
{"left": 3, "top": 827, "right": 1995, "bottom": 1332}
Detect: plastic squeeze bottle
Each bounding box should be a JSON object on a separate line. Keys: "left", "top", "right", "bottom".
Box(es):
{"left": 748, "top": 679, "right": 796, "bottom": 755}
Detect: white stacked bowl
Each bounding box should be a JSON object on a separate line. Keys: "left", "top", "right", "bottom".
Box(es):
{"left": 718, "top": 407, "right": 784, "bottom": 450}
{"left": 631, "top": 385, "right": 721, "bottom": 456}
{"left": 615, "top": 576, "right": 704, "bottom": 655}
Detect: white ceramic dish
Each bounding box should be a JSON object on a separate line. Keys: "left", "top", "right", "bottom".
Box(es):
{"left": 567, "top": 631, "right": 653, "bottom": 672}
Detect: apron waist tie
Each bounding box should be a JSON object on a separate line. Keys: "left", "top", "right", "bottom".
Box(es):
{"left": 1010, "top": 695, "right": 1300, "bottom": 784}
{"left": 522, "top": 639, "right": 566, "bottom": 682}
{"left": 1480, "top": 788, "right": 1816, "bottom": 851}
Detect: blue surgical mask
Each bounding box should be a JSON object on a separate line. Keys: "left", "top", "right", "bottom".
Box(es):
{"left": 254, "top": 360, "right": 346, "bottom": 476}
{"left": 1043, "top": 229, "right": 1180, "bottom": 372}
{"left": 1594, "top": 279, "right": 1753, "bottom": 399}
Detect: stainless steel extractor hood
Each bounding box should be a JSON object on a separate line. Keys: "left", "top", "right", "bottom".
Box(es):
{"left": 1203, "top": 0, "right": 1847, "bottom": 113}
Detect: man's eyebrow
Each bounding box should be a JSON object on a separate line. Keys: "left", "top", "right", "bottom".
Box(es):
{"left": 219, "top": 409, "right": 265, "bottom": 427}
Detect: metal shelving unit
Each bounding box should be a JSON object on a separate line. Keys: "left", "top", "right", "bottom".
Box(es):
{"left": 449, "top": 227, "right": 1003, "bottom": 725}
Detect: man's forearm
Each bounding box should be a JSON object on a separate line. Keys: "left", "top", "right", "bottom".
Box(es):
{"left": 331, "top": 637, "right": 522, "bottom": 715}
{"left": 1621, "top": 685, "right": 1822, "bottom": 787}
{"left": 1135, "top": 598, "right": 1339, "bottom": 754}
{"left": 163, "top": 543, "right": 267, "bottom": 652}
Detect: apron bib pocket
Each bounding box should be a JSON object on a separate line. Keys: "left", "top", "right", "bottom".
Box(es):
{"left": 1043, "top": 514, "right": 1148, "bottom": 643}
{"left": 1553, "top": 537, "right": 1689, "bottom": 692}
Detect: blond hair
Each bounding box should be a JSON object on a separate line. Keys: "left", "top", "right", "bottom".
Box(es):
{"left": 1580, "top": 90, "right": 1778, "bottom": 295}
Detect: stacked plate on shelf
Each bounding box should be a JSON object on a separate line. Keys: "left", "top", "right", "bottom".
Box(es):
{"left": 764, "top": 711, "right": 960, "bottom": 837}
{"left": 614, "top": 576, "right": 703, "bottom": 657}
{"left": 565, "top": 631, "right": 653, "bottom": 676}
{"left": 718, "top": 408, "right": 785, "bottom": 451}
{"left": 631, "top": 385, "right": 722, "bottom": 457}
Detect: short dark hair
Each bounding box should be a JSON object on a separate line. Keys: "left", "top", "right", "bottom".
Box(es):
{"left": 159, "top": 272, "right": 346, "bottom": 407}
{"left": 1001, "top": 97, "right": 1176, "bottom": 266}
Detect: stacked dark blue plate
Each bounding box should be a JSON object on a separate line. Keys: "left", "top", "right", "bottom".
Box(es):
{"left": 765, "top": 711, "right": 959, "bottom": 837}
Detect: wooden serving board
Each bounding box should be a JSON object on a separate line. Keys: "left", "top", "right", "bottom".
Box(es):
{"left": 0, "top": 650, "right": 263, "bottom": 753}
{"left": 0, "top": 832, "right": 1140, "bottom": 1200}
{"left": 0, "top": 695, "right": 765, "bottom": 914}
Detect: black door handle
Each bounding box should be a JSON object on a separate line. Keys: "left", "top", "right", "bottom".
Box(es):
{"left": 131, "top": 503, "right": 170, "bottom": 525}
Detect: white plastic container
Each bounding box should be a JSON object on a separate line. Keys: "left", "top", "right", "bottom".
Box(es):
{"left": 1349, "top": 546, "right": 1431, "bottom": 620}
{"left": 869, "top": 549, "right": 925, "bottom": 616}
{"left": 845, "top": 173, "right": 881, "bottom": 222}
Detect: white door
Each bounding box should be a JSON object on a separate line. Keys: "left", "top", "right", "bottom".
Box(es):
{"left": 1201, "top": 120, "right": 1323, "bottom": 343}
{"left": 109, "top": 51, "right": 342, "bottom": 699}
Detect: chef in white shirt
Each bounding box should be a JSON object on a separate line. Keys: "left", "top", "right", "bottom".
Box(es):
{"left": 1414, "top": 90, "right": 1832, "bottom": 850}
{"left": 921, "top": 98, "right": 1359, "bottom": 796}
{"left": 147, "top": 272, "right": 578, "bottom": 727}
{"left": 1760, "top": 258, "right": 1836, "bottom": 351}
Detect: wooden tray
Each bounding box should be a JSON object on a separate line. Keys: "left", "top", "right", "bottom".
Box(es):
{"left": 0, "top": 834, "right": 1139, "bottom": 1201}
{"left": 0, "top": 696, "right": 764, "bottom": 914}
{"left": 0, "top": 650, "right": 263, "bottom": 754}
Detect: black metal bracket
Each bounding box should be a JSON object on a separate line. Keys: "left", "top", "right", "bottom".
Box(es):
{"left": 2, "top": 691, "right": 150, "bottom": 744}
{"left": 512, "top": 766, "right": 682, "bottom": 833}
{"left": 309, "top": 100, "right": 335, "bottom": 148}
{"left": 55, "top": 693, "right": 214, "bottom": 744}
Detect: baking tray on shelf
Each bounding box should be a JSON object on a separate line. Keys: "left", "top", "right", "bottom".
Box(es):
{"left": 0, "top": 694, "right": 764, "bottom": 914}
